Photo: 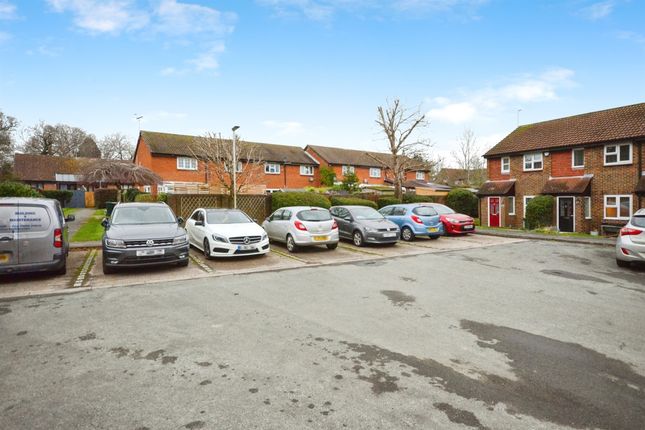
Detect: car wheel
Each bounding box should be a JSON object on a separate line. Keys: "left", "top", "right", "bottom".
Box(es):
{"left": 353, "top": 231, "right": 364, "bottom": 247}
{"left": 286, "top": 235, "right": 298, "bottom": 253}
{"left": 54, "top": 262, "right": 67, "bottom": 276}
{"left": 203, "top": 238, "right": 212, "bottom": 260}
{"left": 616, "top": 258, "right": 630, "bottom": 268}
{"left": 401, "top": 227, "right": 414, "bottom": 241}
{"left": 326, "top": 243, "right": 338, "bottom": 250}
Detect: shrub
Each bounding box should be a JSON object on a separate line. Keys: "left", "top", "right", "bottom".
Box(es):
{"left": 272, "top": 192, "right": 331, "bottom": 211}
{"left": 525, "top": 195, "right": 554, "bottom": 230}
{"left": 0, "top": 181, "right": 42, "bottom": 198}
{"left": 94, "top": 188, "right": 119, "bottom": 209}
{"left": 123, "top": 188, "right": 141, "bottom": 202}
{"left": 134, "top": 193, "right": 155, "bottom": 202}
{"left": 402, "top": 193, "right": 435, "bottom": 204}
{"left": 341, "top": 172, "right": 360, "bottom": 192}
{"left": 445, "top": 188, "right": 478, "bottom": 217}
{"left": 40, "top": 190, "right": 73, "bottom": 207}
{"left": 329, "top": 196, "right": 377, "bottom": 209}
{"left": 157, "top": 192, "right": 168, "bottom": 203}
{"left": 377, "top": 196, "right": 401, "bottom": 208}
{"left": 320, "top": 166, "right": 336, "bottom": 187}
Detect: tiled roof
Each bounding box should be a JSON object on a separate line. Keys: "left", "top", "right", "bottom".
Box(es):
{"left": 435, "top": 168, "right": 487, "bottom": 186}
{"left": 485, "top": 103, "right": 645, "bottom": 158}
{"left": 477, "top": 180, "right": 516, "bottom": 196}
{"left": 306, "top": 144, "right": 430, "bottom": 170}
{"left": 13, "top": 153, "right": 97, "bottom": 182}
{"left": 403, "top": 180, "right": 452, "bottom": 191}
{"left": 541, "top": 175, "right": 593, "bottom": 195}
{"left": 636, "top": 176, "right": 645, "bottom": 195}
{"left": 140, "top": 131, "right": 317, "bottom": 165}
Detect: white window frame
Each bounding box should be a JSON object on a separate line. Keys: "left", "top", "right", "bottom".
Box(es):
{"left": 584, "top": 196, "right": 591, "bottom": 219}
{"left": 523, "top": 153, "right": 543, "bottom": 171}
{"left": 508, "top": 196, "right": 515, "bottom": 215}
{"left": 342, "top": 165, "right": 355, "bottom": 175}
{"left": 604, "top": 142, "right": 632, "bottom": 166}
{"left": 501, "top": 157, "right": 510, "bottom": 174}
{"left": 143, "top": 185, "right": 152, "bottom": 193}
{"left": 176, "top": 157, "right": 198, "bottom": 171}
{"left": 264, "top": 163, "right": 281, "bottom": 175}
{"left": 300, "top": 165, "right": 314, "bottom": 176}
{"left": 369, "top": 167, "right": 381, "bottom": 178}
{"left": 416, "top": 171, "right": 425, "bottom": 181}
{"left": 572, "top": 148, "right": 584, "bottom": 169}
{"left": 604, "top": 194, "right": 632, "bottom": 220}
{"left": 225, "top": 161, "right": 243, "bottom": 173}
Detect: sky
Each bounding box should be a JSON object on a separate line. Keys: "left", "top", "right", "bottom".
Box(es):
{"left": 1, "top": 0, "right": 644, "bottom": 166}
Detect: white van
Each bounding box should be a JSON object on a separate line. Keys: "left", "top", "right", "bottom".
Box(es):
{"left": 0, "top": 197, "right": 75, "bottom": 275}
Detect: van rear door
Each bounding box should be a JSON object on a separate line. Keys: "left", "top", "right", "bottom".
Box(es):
{"left": 0, "top": 202, "right": 19, "bottom": 265}
{"left": 16, "top": 204, "right": 55, "bottom": 265}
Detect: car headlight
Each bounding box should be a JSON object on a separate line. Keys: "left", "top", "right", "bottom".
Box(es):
{"left": 212, "top": 234, "right": 229, "bottom": 243}
{"left": 261, "top": 234, "right": 268, "bottom": 241}
{"left": 446, "top": 217, "right": 459, "bottom": 224}
{"left": 364, "top": 227, "right": 376, "bottom": 232}
{"left": 105, "top": 238, "right": 125, "bottom": 248}
{"left": 173, "top": 234, "right": 188, "bottom": 245}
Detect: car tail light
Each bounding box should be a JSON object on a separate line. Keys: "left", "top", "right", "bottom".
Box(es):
{"left": 411, "top": 215, "right": 424, "bottom": 224}
{"left": 294, "top": 220, "right": 307, "bottom": 231}
{"left": 54, "top": 228, "right": 63, "bottom": 248}
{"left": 620, "top": 227, "right": 642, "bottom": 236}
{"left": 621, "top": 248, "right": 632, "bottom": 256}
{"left": 332, "top": 220, "right": 338, "bottom": 230}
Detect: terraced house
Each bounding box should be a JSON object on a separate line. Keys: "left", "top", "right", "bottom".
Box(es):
{"left": 134, "top": 131, "right": 320, "bottom": 194}
{"left": 478, "top": 103, "right": 645, "bottom": 234}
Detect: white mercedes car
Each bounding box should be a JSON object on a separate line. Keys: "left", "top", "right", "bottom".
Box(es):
{"left": 185, "top": 208, "right": 270, "bottom": 258}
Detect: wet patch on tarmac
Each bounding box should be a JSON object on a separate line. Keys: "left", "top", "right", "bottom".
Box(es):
{"left": 0, "top": 304, "right": 11, "bottom": 315}
{"left": 541, "top": 269, "right": 610, "bottom": 284}
{"left": 16, "top": 330, "right": 27, "bottom": 336}
{"left": 380, "top": 290, "right": 415, "bottom": 307}
{"left": 184, "top": 420, "right": 206, "bottom": 429}
{"left": 195, "top": 361, "right": 212, "bottom": 367}
{"left": 109, "top": 347, "right": 178, "bottom": 365}
{"left": 434, "top": 402, "right": 489, "bottom": 430}
{"left": 78, "top": 332, "right": 96, "bottom": 341}
{"left": 400, "top": 276, "right": 417, "bottom": 282}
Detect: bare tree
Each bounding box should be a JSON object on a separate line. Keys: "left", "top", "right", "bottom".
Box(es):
{"left": 190, "top": 132, "right": 264, "bottom": 196}
{"left": 22, "top": 122, "right": 90, "bottom": 157}
{"left": 81, "top": 159, "right": 161, "bottom": 190}
{"left": 451, "top": 128, "right": 485, "bottom": 186}
{"left": 0, "top": 110, "right": 18, "bottom": 178}
{"left": 375, "top": 99, "right": 430, "bottom": 198}
{"left": 99, "top": 133, "right": 134, "bottom": 160}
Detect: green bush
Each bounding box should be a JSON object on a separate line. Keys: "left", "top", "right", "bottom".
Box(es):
{"left": 320, "top": 166, "right": 336, "bottom": 187}
{"left": 0, "top": 181, "right": 42, "bottom": 198}
{"left": 94, "top": 188, "right": 119, "bottom": 209}
{"left": 377, "top": 196, "right": 402, "bottom": 208}
{"left": 134, "top": 193, "right": 155, "bottom": 202}
{"left": 329, "top": 196, "right": 377, "bottom": 209}
{"left": 402, "top": 193, "right": 435, "bottom": 204}
{"left": 123, "top": 188, "right": 141, "bottom": 202}
{"left": 445, "top": 188, "right": 478, "bottom": 217}
{"left": 40, "top": 190, "right": 73, "bottom": 207}
{"left": 271, "top": 192, "right": 331, "bottom": 211}
{"left": 341, "top": 172, "right": 360, "bottom": 192}
{"left": 525, "top": 195, "right": 554, "bottom": 230}
{"left": 157, "top": 193, "right": 168, "bottom": 203}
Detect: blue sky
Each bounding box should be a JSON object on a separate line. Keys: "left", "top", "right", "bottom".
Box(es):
{"left": 1, "top": 0, "right": 644, "bottom": 165}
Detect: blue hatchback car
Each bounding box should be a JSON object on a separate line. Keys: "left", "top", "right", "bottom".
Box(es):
{"left": 378, "top": 203, "right": 444, "bottom": 241}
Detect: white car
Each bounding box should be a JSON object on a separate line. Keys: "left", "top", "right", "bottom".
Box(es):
{"left": 262, "top": 206, "right": 339, "bottom": 252}
{"left": 615, "top": 208, "right": 645, "bottom": 267}
{"left": 185, "top": 208, "right": 270, "bottom": 258}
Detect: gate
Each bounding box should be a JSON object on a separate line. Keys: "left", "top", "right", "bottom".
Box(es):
{"left": 68, "top": 190, "right": 87, "bottom": 208}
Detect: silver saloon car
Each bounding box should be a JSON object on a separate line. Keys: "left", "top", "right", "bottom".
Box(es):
{"left": 615, "top": 208, "right": 645, "bottom": 267}
{"left": 330, "top": 205, "right": 399, "bottom": 246}
{"left": 263, "top": 206, "right": 339, "bottom": 252}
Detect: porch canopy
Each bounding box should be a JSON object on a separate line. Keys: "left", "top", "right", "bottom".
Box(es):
{"left": 636, "top": 176, "right": 645, "bottom": 195}
{"left": 477, "top": 180, "right": 515, "bottom": 196}
{"left": 541, "top": 175, "right": 592, "bottom": 196}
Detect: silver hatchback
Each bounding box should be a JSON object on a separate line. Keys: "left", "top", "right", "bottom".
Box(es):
{"left": 615, "top": 208, "right": 645, "bottom": 267}
{"left": 263, "top": 206, "right": 339, "bottom": 252}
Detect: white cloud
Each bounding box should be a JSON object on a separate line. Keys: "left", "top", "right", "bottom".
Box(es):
{"left": 47, "top": 0, "right": 149, "bottom": 34}
{"left": 0, "top": 1, "right": 16, "bottom": 20}
{"left": 154, "top": 0, "right": 235, "bottom": 36}
{"left": 578, "top": 1, "right": 614, "bottom": 21}
{"left": 617, "top": 30, "right": 645, "bottom": 47}
{"left": 427, "top": 102, "right": 477, "bottom": 124}
{"left": 262, "top": 120, "right": 305, "bottom": 135}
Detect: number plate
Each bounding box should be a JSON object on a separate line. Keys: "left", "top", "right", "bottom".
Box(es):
{"left": 0, "top": 253, "right": 9, "bottom": 264}
{"left": 463, "top": 225, "right": 474, "bottom": 230}
{"left": 427, "top": 227, "right": 438, "bottom": 233}
{"left": 312, "top": 235, "right": 329, "bottom": 241}
{"left": 237, "top": 245, "right": 255, "bottom": 250}
{"left": 136, "top": 249, "right": 165, "bottom": 257}
{"left": 383, "top": 233, "right": 397, "bottom": 238}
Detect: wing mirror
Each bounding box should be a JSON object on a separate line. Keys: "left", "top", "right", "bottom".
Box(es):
{"left": 65, "top": 215, "right": 75, "bottom": 222}
{"left": 101, "top": 218, "right": 109, "bottom": 228}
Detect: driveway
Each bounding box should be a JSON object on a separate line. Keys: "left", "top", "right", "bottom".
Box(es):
{"left": 1, "top": 240, "right": 643, "bottom": 429}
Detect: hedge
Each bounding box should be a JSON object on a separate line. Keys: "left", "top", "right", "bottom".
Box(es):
{"left": 157, "top": 193, "right": 168, "bottom": 203}
{"left": 94, "top": 188, "right": 119, "bottom": 209}
{"left": 40, "top": 190, "right": 73, "bottom": 207}
{"left": 123, "top": 188, "right": 141, "bottom": 202}
{"left": 402, "top": 194, "right": 435, "bottom": 204}
{"left": 377, "top": 196, "right": 401, "bottom": 208}
{"left": 445, "top": 188, "right": 478, "bottom": 217}
{"left": 0, "top": 181, "right": 42, "bottom": 198}
{"left": 272, "top": 192, "right": 331, "bottom": 211}
{"left": 329, "top": 196, "right": 377, "bottom": 209}
{"left": 134, "top": 193, "right": 155, "bottom": 202}
{"left": 525, "top": 195, "right": 554, "bottom": 230}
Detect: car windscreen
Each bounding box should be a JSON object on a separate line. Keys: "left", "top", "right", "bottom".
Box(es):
{"left": 350, "top": 207, "right": 384, "bottom": 220}
{"left": 207, "top": 211, "right": 251, "bottom": 224}
{"left": 432, "top": 204, "right": 455, "bottom": 215}
{"left": 412, "top": 206, "right": 438, "bottom": 216}
{"left": 297, "top": 209, "right": 332, "bottom": 222}
{"left": 632, "top": 216, "right": 645, "bottom": 228}
{"left": 111, "top": 206, "right": 176, "bottom": 225}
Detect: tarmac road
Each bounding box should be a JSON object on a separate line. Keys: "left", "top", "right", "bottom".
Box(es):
{"left": 1, "top": 240, "right": 644, "bottom": 429}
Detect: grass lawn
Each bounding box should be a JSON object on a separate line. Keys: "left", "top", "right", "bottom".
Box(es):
{"left": 477, "top": 225, "right": 607, "bottom": 239}
{"left": 71, "top": 209, "right": 106, "bottom": 242}
{"left": 63, "top": 208, "right": 77, "bottom": 217}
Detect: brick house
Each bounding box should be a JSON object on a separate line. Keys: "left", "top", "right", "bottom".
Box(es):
{"left": 478, "top": 103, "right": 645, "bottom": 233}
{"left": 304, "top": 144, "right": 430, "bottom": 186}
{"left": 133, "top": 131, "right": 320, "bottom": 194}
{"left": 13, "top": 153, "right": 113, "bottom": 191}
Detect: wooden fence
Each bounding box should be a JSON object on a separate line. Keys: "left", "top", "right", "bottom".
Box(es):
{"left": 166, "top": 194, "right": 272, "bottom": 222}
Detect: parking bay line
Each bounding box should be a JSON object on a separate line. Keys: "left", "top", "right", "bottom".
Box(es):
{"left": 270, "top": 248, "right": 309, "bottom": 264}
{"left": 72, "top": 249, "right": 97, "bottom": 288}
{"left": 338, "top": 244, "right": 383, "bottom": 256}
{"left": 189, "top": 254, "right": 214, "bottom": 274}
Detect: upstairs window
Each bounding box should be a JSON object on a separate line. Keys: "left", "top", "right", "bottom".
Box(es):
{"left": 225, "top": 161, "right": 243, "bottom": 173}
{"left": 523, "top": 153, "right": 543, "bottom": 171}
{"left": 501, "top": 157, "right": 510, "bottom": 174}
{"left": 342, "top": 165, "right": 355, "bottom": 175}
{"left": 264, "top": 163, "right": 280, "bottom": 174}
{"left": 604, "top": 143, "right": 632, "bottom": 166}
{"left": 300, "top": 165, "right": 314, "bottom": 176}
{"left": 369, "top": 167, "right": 381, "bottom": 178}
{"left": 416, "top": 171, "right": 425, "bottom": 181}
{"left": 572, "top": 148, "right": 584, "bottom": 168}
{"left": 177, "top": 157, "right": 197, "bottom": 171}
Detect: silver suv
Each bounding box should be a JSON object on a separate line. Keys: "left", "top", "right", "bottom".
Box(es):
{"left": 615, "top": 208, "right": 645, "bottom": 268}
{"left": 0, "top": 197, "right": 75, "bottom": 275}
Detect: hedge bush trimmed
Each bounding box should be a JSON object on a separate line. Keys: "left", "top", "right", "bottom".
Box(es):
{"left": 402, "top": 194, "right": 435, "bottom": 204}
{"left": 123, "top": 188, "right": 141, "bottom": 202}
{"left": 40, "top": 190, "right": 73, "bottom": 207}
{"left": 377, "top": 196, "right": 401, "bottom": 208}
{"left": 445, "top": 188, "right": 478, "bottom": 217}
{"left": 157, "top": 193, "right": 168, "bottom": 203}
{"left": 94, "top": 188, "right": 119, "bottom": 209}
{"left": 329, "top": 196, "right": 377, "bottom": 209}
{"left": 134, "top": 193, "right": 155, "bottom": 202}
{"left": 0, "top": 181, "right": 42, "bottom": 198}
{"left": 272, "top": 192, "right": 331, "bottom": 211}
{"left": 525, "top": 195, "right": 554, "bottom": 230}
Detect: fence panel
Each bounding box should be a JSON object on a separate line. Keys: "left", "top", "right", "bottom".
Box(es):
{"left": 237, "top": 194, "right": 272, "bottom": 222}
{"left": 166, "top": 193, "right": 272, "bottom": 221}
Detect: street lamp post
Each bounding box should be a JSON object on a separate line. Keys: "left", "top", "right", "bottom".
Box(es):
{"left": 231, "top": 125, "right": 240, "bottom": 209}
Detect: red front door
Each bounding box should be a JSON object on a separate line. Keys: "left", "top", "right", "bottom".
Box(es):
{"left": 489, "top": 197, "right": 500, "bottom": 227}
